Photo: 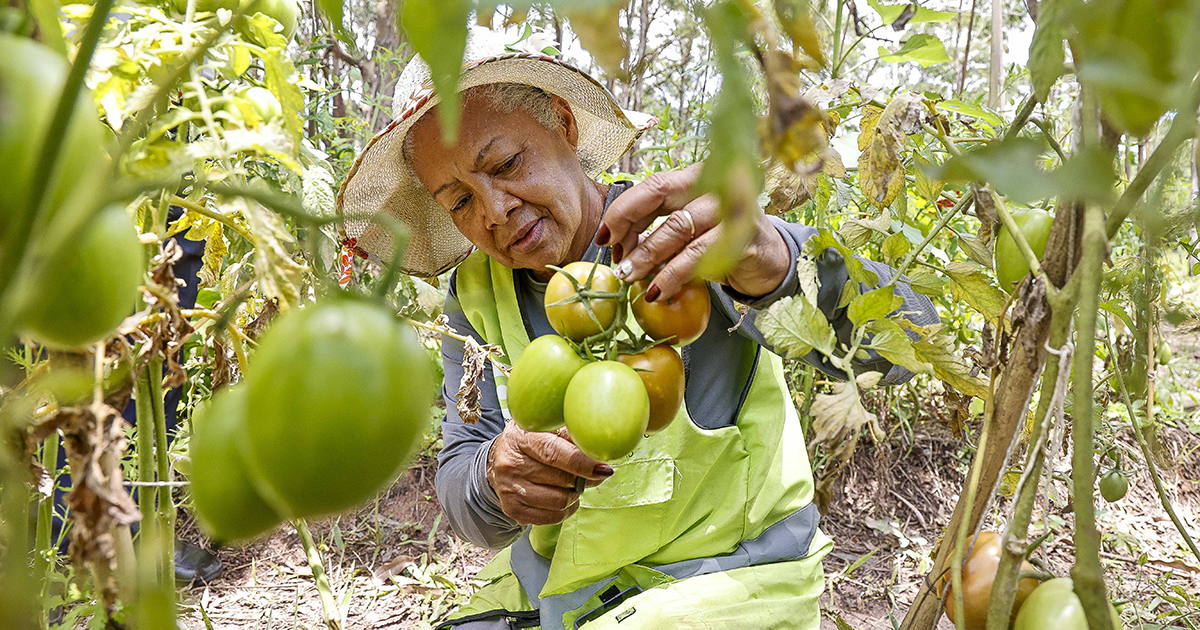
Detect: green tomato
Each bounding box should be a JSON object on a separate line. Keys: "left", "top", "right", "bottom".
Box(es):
{"left": 239, "top": 86, "right": 283, "bottom": 124}
{"left": 1013, "top": 578, "right": 1122, "bottom": 630}
{"left": 1157, "top": 343, "right": 1172, "bottom": 365}
{"left": 1099, "top": 471, "right": 1129, "bottom": 502}
{"left": 563, "top": 361, "right": 649, "bottom": 462}
{"left": 189, "top": 386, "right": 283, "bottom": 543}
{"left": 507, "top": 335, "right": 586, "bottom": 432}
{"left": 243, "top": 298, "right": 434, "bottom": 519}
{"left": 995, "top": 209, "right": 1055, "bottom": 293}
{"left": 0, "top": 35, "right": 106, "bottom": 255}
{"left": 235, "top": 0, "right": 300, "bottom": 44}
{"left": 19, "top": 206, "right": 143, "bottom": 349}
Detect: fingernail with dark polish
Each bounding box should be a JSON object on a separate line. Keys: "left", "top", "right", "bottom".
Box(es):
{"left": 595, "top": 224, "right": 611, "bottom": 246}
{"left": 593, "top": 464, "right": 614, "bottom": 477}
{"left": 645, "top": 285, "right": 661, "bottom": 303}
{"left": 612, "top": 243, "right": 623, "bottom": 263}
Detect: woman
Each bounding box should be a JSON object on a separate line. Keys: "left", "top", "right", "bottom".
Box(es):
{"left": 337, "top": 28, "right": 938, "bottom": 630}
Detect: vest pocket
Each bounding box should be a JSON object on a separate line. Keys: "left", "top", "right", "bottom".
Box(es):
{"left": 569, "top": 456, "right": 676, "bottom": 566}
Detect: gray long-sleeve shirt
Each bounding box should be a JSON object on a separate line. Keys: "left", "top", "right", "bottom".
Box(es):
{"left": 435, "top": 181, "right": 940, "bottom": 549}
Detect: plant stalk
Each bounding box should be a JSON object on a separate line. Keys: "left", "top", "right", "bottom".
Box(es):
{"left": 134, "top": 366, "right": 159, "bottom": 578}
{"left": 148, "top": 355, "right": 176, "bottom": 591}
{"left": 296, "top": 520, "right": 342, "bottom": 630}
{"left": 1069, "top": 202, "right": 1115, "bottom": 630}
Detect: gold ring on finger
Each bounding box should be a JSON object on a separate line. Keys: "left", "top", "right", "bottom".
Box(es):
{"left": 680, "top": 209, "right": 697, "bottom": 240}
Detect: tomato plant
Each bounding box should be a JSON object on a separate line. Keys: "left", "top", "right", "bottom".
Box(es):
{"left": 189, "top": 386, "right": 282, "bottom": 543}
{"left": 563, "top": 361, "right": 649, "bottom": 462}
{"left": 630, "top": 277, "right": 711, "bottom": 346}
{"left": 617, "top": 344, "right": 684, "bottom": 434}
{"left": 994, "top": 208, "right": 1054, "bottom": 293}
{"left": 1099, "top": 471, "right": 1129, "bottom": 502}
{"left": 545, "top": 261, "right": 621, "bottom": 341}
{"left": 508, "top": 334, "right": 587, "bottom": 432}
{"left": 19, "top": 206, "right": 143, "bottom": 349}
{"left": 941, "top": 532, "right": 1040, "bottom": 630}
{"left": 242, "top": 299, "right": 434, "bottom": 518}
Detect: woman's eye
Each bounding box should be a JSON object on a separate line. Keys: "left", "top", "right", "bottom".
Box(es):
{"left": 452, "top": 195, "right": 471, "bottom": 212}
{"left": 499, "top": 154, "right": 519, "bottom": 172}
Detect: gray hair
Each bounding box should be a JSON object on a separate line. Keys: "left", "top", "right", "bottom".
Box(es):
{"left": 401, "top": 83, "right": 559, "bottom": 176}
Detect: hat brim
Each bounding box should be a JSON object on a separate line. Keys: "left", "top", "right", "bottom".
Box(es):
{"left": 336, "top": 53, "right": 657, "bottom": 278}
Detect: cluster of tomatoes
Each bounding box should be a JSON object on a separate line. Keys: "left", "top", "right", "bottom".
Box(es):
{"left": 506, "top": 261, "right": 711, "bottom": 462}
{"left": 941, "top": 531, "right": 1123, "bottom": 630}
{"left": 190, "top": 298, "right": 434, "bottom": 542}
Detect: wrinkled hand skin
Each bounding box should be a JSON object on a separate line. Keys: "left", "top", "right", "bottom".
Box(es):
{"left": 597, "top": 163, "right": 790, "bottom": 301}
{"left": 486, "top": 424, "right": 613, "bottom": 526}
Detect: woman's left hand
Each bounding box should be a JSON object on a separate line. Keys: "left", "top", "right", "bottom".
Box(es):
{"left": 594, "top": 163, "right": 790, "bottom": 302}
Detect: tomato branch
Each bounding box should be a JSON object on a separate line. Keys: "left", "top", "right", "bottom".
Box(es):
{"left": 171, "top": 195, "right": 255, "bottom": 242}
{"left": 1069, "top": 201, "right": 1116, "bottom": 630}
{"left": 888, "top": 192, "right": 972, "bottom": 283}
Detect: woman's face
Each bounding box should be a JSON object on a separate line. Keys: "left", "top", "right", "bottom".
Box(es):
{"left": 408, "top": 92, "right": 601, "bottom": 273}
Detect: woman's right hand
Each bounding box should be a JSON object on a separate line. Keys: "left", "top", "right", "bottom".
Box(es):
{"left": 486, "top": 423, "right": 614, "bottom": 525}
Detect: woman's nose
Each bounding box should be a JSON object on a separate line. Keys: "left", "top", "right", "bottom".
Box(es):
{"left": 481, "top": 186, "right": 521, "bottom": 229}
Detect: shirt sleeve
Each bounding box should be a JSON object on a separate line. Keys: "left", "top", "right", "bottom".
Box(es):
{"left": 716, "top": 216, "right": 941, "bottom": 386}
{"left": 434, "top": 275, "right": 523, "bottom": 549}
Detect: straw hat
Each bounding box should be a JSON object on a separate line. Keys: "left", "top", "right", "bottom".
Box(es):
{"left": 335, "top": 27, "right": 658, "bottom": 278}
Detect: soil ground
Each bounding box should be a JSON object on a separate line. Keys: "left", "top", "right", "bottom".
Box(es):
{"left": 174, "top": 328, "right": 1200, "bottom": 629}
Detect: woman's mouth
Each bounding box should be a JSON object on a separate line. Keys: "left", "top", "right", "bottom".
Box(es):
{"left": 509, "top": 218, "right": 545, "bottom": 254}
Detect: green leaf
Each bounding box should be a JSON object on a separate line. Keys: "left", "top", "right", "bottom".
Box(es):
{"left": 866, "top": 319, "right": 933, "bottom": 374}
{"left": 958, "top": 233, "right": 993, "bottom": 269}
{"left": 944, "top": 261, "right": 1007, "bottom": 320}
{"left": 907, "top": 270, "right": 945, "bottom": 296}
{"left": 912, "top": 328, "right": 989, "bottom": 399}
{"left": 934, "top": 99, "right": 1005, "bottom": 127}
{"left": 879, "top": 34, "right": 950, "bottom": 67}
{"left": 401, "top": 0, "right": 471, "bottom": 143}
{"left": 934, "top": 139, "right": 1116, "bottom": 204}
{"left": 882, "top": 231, "right": 912, "bottom": 262}
{"left": 849, "top": 286, "right": 904, "bottom": 326}
{"left": 913, "top": 151, "right": 945, "bottom": 203}
{"left": 805, "top": 231, "right": 881, "bottom": 287}
{"left": 758, "top": 296, "right": 838, "bottom": 360}
{"left": 1028, "top": 0, "right": 1069, "bottom": 100}
{"left": 868, "top": 0, "right": 957, "bottom": 25}
{"left": 316, "top": 0, "right": 350, "bottom": 42}
{"left": 556, "top": 0, "right": 628, "bottom": 79}
{"left": 263, "top": 49, "right": 306, "bottom": 145}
